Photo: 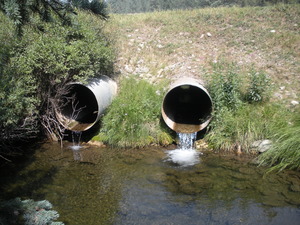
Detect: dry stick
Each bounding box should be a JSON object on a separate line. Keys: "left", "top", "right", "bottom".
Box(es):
{"left": 0, "top": 154, "right": 12, "bottom": 162}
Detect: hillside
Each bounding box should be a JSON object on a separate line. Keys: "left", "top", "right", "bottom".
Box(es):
{"left": 106, "top": 4, "right": 300, "bottom": 103}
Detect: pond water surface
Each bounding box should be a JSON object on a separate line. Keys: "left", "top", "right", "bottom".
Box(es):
{"left": 1, "top": 142, "right": 300, "bottom": 225}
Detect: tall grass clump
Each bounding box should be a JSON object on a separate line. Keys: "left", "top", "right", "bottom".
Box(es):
{"left": 204, "top": 62, "right": 273, "bottom": 153}
{"left": 258, "top": 111, "right": 300, "bottom": 171}
{"left": 97, "top": 77, "right": 173, "bottom": 148}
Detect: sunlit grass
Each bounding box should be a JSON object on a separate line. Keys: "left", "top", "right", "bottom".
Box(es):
{"left": 97, "top": 76, "right": 173, "bottom": 148}
{"left": 258, "top": 111, "right": 300, "bottom": 171}
{"left": 101, "top": 4, "right": 300, "bottom": 171}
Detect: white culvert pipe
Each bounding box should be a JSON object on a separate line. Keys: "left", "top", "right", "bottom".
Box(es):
{"left": 161, "top": 77, "right": 213, "bottom": 133}
{"left": 56, "top": 75, "right": 117, "bottom": 131}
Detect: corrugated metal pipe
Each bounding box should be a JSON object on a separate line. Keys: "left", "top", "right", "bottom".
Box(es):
{"left": 161, "top": 77, "right": 213, "bottom": 133}
{"left": 56, "top": 75, "right": 117, "bottom": 131}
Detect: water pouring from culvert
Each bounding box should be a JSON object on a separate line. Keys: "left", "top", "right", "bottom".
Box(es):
{"left": 166, "top": 132, "right": 201, "bottom": 167}
{"left": 161, "top": 77, "right": 212, "bottom": 133}
{"left": 162, "top": 77, "right": 213, "bottom": 167}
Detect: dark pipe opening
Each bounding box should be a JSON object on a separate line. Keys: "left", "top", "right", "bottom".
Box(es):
{"left": 163, "top": 85, "right": 212, "bottom": 125}
{"left": 60, "top": 84, "right": 98, "bottom": 124}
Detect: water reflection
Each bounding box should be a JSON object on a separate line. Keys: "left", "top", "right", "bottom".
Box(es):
{"left": 1, "top": 143, "right": 300, "bottom": 225}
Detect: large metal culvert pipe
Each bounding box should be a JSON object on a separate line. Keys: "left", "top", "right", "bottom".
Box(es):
{"left": 56, "top": 75, "right": 117, "bottom": 131}
{"left": 161, "top": 77, "right": 213, "bottom": 133}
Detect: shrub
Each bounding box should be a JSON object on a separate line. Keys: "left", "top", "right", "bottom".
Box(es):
{"left": 205, "top": 62, "right": 243, "bottom": 126}
{"left": 1, "top": 11, "right": 115, "bottom": 143}
{"left": 245, "top": 69, "right": 271, "bottom": 103}
{"left": 0, "top": 12, "right": 38, "bottom": 145}
{"left": 204, "top": 62, "right": 275, "bottom": 153}
{"left": 98, "top": 77, "right": 173, "bottom": 148}
{"left": 0, "top": 198, "right": 64, "bottom": 225}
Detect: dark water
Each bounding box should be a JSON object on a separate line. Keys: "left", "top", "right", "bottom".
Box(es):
{"left": 1, "top": 142, "right": 300, "bottom": 225}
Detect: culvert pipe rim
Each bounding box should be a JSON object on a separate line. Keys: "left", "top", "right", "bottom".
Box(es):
{"left": 56, "top": 75, "right": 117, "bottom": 131}
{"left": 162, "top": 77, "right": 213, "bottom": 133}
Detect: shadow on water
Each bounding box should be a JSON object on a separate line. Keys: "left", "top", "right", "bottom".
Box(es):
{"left": 1, "top": 142, "right": 300, "bottom": 225}
{"left": 0, "top": 142, "right": 63, "bottom": 204}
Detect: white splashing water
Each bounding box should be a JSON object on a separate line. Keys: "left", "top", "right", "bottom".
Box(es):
{"left": 166, "top": 132, "right": 200, "bottom": 167}
{"left": 69, "top": 131, "right": 83, "bottom": 151}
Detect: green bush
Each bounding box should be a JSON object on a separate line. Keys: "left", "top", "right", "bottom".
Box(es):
{"left": 0, "top": 198, "right": 64, "bottom": 225}
{"left": 205, "top": 62, "right": 243, "bottom": 126}
{"left": 0, "top": 10, "right": 115, "bottom": 145}
{"left": 97, "top": 77, "right": 173, "bottom": 148}
{"left": 245, "top": 69, "right": 271, "bottom": 103}
{"left": 0, "top": 12, "right": 38, "bottom": 143}
{"left": 205, "top": 62, "right": 275, "bottom": 152}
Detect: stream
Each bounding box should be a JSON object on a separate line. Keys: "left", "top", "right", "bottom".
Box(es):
{"left": 1, "top": 142, "right": 300, "bottom": 225}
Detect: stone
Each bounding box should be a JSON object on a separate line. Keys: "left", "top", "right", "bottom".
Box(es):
{"left": 280, "top": 86, "right": 285, "bottom": 90}
{"left": 291, "top": 100, "right": 299, "bottom": 106}
{"left": 124, "top": 64, "right": 133, "bottom": 73}
{"left": 251, "top": 140, "right": 272, "bottom": 153}
{"left": 206, "top": 32, "right": 212, "bottom": 37}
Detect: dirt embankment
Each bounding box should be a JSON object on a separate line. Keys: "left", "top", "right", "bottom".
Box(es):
{"left": 107, "top": 6, "right": 299, "bottom": 105}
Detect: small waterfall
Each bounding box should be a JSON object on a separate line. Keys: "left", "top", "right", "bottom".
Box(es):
{"left": 70, "top": 131, "right": 83, "bottom": 151}
{"left": 178, "top": 132, "right": 197, "bottom": 150}
{"left": 165, "top": 132, "right": 200, "bottom": 167}
{"left": 69, "top": 131, "right": 83, "bottom": 161}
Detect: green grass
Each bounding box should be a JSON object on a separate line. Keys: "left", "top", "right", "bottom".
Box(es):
{"left": 96, "top": 76, "right": 173, "bottom": 148}
{"left": 204, "top": 61, "right": 278, "bottom": 153}
{"left": 205, "top": 103, "right": 293, "bottom": 153}
{"left": 204, "top": 60, "right": 300, "bottom": 171}
{"left": 100, "top": 4, "right": 300, "bottom": 171}
{"left": 258, "top": 111, "right": 300, "bottom": 171}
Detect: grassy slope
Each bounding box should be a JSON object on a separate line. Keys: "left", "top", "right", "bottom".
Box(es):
{"left": 100, "top": 4, "right": 300, "bottom": 170}
{"left": 106, "top": 4, "right": 299, "bottom": 101}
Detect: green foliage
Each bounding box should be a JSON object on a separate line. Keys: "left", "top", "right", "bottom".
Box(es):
{"left": 0, "top": 12, "right": 38, "bottom": 141}
{"left": 205, "top": 62, "right": 275, "bottom": 152}
{"left": 73, "top": 0, "right": 109, "bottom": 19}
{"left": 205, "top": 103, "right": 290, "bottom": 152}
{"left": 258, "top": 110, "right": 300, "bottom": 171}
{"left": 0, "top": 0, "right": 75, "bottom": 36}
{"left": 245, "top": 69, "right": 271, "bottom": 103}
{"left": 98, "top": 77, "right": 173, "bottom": 148}
{"left": 207, "top": 62, "right": 243, "bottom": 115}
{"left": 0, "top": 198, "right": 64, "bottom": 225}
{"left": 11, "top": 14, "right": 115, "bottom": 90}
{"left": 0, "top": 10, "right": 115, "bottom": 147}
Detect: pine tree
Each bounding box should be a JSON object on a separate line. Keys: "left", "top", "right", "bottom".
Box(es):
{"left": 90, "top": 0, "right": 109, "bottom": 19}
{"left": 0, "top": 0, "right": 75, "bottom": 36}
{"left": 73, "top": 0, "right": 109, "bottom": 19}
